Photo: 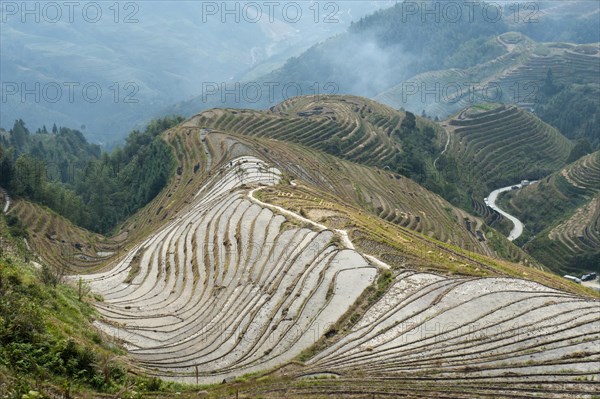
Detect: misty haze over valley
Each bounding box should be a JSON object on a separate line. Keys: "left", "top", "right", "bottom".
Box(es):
{"left": 0, "top": 1, "right": 599, "bottom": 398}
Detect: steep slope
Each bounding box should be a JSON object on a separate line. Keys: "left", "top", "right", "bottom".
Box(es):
{"left": 13, "top": 97, "right": 577, "bottom": 276}
{"left": 442, "top": 104, "right": 573, "bottom": 198}
{"left": 78, "top": 156, "right": 379, "bottom": 383}
{"left": 188, "top": 95, "right": 476, "bottom": 206}
{"left": 376, "top": 34, "right": 600, "bottom": 120}
{"left": 501, "top": 151, "right": 600, "bottom": 275}
{"left": 0, "top": 216, "right": 137, "bottom": 398}
{"left": 10, "top": 200, "right": 126, "bottom": 273}
{"left": 10, "top": 100, "right": 598, "bottom": 396}
{"left": 192, "top": 96, "right": 426, "bottom": 169}
{"left": 178, "top": 97, "right": 527, "bottom": 261}
{"left": 303, "top": 273, "right": 600, "bottom": 394}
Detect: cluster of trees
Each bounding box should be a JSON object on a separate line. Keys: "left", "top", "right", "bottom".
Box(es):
{"left": 388, "top": 112, "right": 466, "bottom": 205}
{"left": 389, "top": 112, "right": 436, "bottom": 181}
{"left": 0, "top": 116, "right": 183, "bottom": 234}
{"left": 323, "top": 110, "right": 463, "bottom": 204}
{"left": 349, "top": 2, "right": 507, "bottom": 72}
{"left": 536, "top": 74, "right": 599, "bottom": 150}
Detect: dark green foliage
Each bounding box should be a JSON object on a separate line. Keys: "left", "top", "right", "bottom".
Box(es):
{"left": 0, "top": 116, "right": 183, "bottom": 234}
{"left": 324, "top": 136, "right": 343, "bottom": 156}
{"left": 400, "top": 112, "right": 416, "bottom": 132}
{"left": 390, "top": 113, "right": 437, "bottom": 183}
{"left": 567, "top": 140, "right": 593, "bottom": 164}
{"left": 5, "top": 214, "right": 28, "bottom": 238}
{"left": 366, "top": 269, "right": 394, "bottom": 305}
{"left": 536, "top": 83, "right": 600, "bottom": 149}
{"left": 9, "top": 120, "right": 28, "bottom": 151}
{"left": 444, "top": 36, "right": 505, "bottom": 69}
{"left": 542, "top": 68, "right": 560, "bottom": 97}
{"left": 568, "top": 251, "right": 600, "bottom": 273}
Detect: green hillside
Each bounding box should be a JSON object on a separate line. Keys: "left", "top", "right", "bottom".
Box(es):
{"left": 442, "top": 104, "right": 573, "bottom": 196}
{"left": 376, "top": 34, "right": 600, "bottom": 147}
{"left": 2, "top": 99, "right": 598, "bottom": 398}
{"left": 501, "top": 151, "right": 600, "bottom": 275}
{"left": 0, "top": 215, "right": 168, "bottom": 398}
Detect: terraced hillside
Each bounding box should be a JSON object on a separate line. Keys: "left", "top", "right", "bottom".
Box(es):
{"left": 11, "top": 97, "right": 579, "bottom": 276}
{"left": 11, "top": 100, "right": 599, "bottom": 397}
{"left": 12, "top": 107, "right": 501, "bottom": 272}
{"left": 78, "top": 156, "right": 379, "bottom": 383}
{"left": 443, "top": 104, "right": 573, "bottom": 196}
{"left": 375, "top": 32, "right": 533, "bottom": 116}
{"left": 9, "top": 200, "right": 126, "bottom": 272}
{"left": 298, "top": 272, "right": 600, "bottom": 397}
{"left": 191, "top": 95, "right": 440, "bottom": 170}
{"left": 501, "top": 151, "right": 600, "bottom": 275}
{"left": 196, "top": 135, "right": 498, "bottom": 257}
{"left": 376, "top": 33, "right": 600, "bottom": 119}
{"left": 190, "top": 95, "right": 487, "bottom": 210}
{"left": 72, "top": 135, "right": 598, "bottom": 393}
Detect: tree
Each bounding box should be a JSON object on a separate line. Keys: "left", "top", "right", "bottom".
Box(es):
{"left": 567, "top": 139, "right": 593, "bottom": 163}
{"left": 77, "top": 277, "right": 91, "bottom": 301}
{"left": 400, "top": 112, "right": 417, "bottom": 133}
{"left": 542, "top": 68, "right": 560, "bottom": 96}
{"left": 10, "top": 119, "right": 29, "bottom": 151}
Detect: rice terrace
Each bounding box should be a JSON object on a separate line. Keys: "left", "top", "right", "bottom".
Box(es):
{"left": 0, "top": 1, "right": 598, "bottom": 398}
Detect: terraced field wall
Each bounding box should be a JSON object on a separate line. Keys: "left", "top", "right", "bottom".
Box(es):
{"left": 503, "top": 151, "right": 600, "bottom": 274}
{"left": 446, "top": 105, "right": 573, "bottom": 195}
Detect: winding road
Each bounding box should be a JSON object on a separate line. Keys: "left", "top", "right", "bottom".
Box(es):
{"left": 0, "top": 187, "right": 10, "bottom": 213}
{"left": 432, "top": 126, "right": 528, "bottom": 242}
{"left": 486, "top": 181, "right": 536, "bottom": 241}
{"left": 433, "top": 125, "right": 451, "bottom": 170}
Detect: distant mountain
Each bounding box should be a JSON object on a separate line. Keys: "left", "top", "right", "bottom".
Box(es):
{"left": 165, "top": 0, "right": 508, "bottom": 115}
{"left": 0, "top": 1, "right": 394, "bottom": 143}
{"left": 167, "top": 0, "right": 599, "bottom": 148}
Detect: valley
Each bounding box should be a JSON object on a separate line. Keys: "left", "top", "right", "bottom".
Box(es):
{"left": 1, "top": 1, "right": 599, "bottom": 397}
{"left": 57, "top": 120, "right": 600, "bottom": 395}
{"left": 500, "top": 151, "right": 600, "bottom": 276}
{"left": 2, "top": 94, "right": 599, "bottom": 398}
{"left": 486, "top": 182, "right": 534, "bottom": 242}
